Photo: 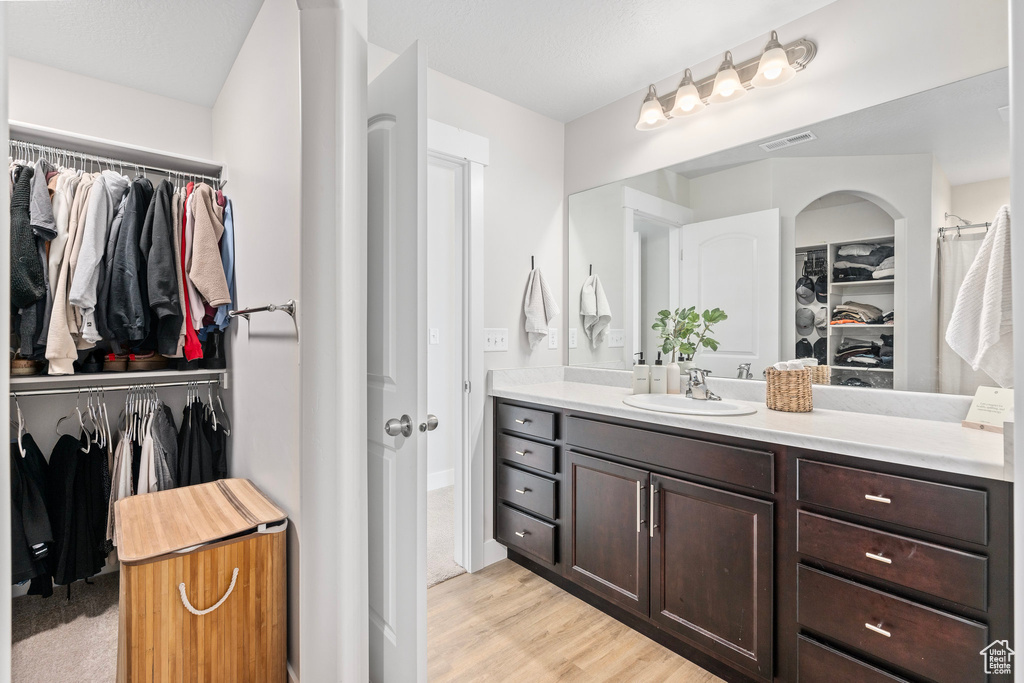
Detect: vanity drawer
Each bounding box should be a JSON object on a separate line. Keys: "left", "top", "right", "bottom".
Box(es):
{"left": 797, "top": 460, "right": 987, "bottom": 545}
{"left": 498, "top": 464, "right": 557, "bottom": 520}
{"left": 566, "top": 416, "right": 773, "bottom": 493}
{"left": 797, "top": 566, "right": 988, "bottom": 683}
{"left": 496, "top": 503, "right": 556, "bottom": 565}
{"left": 498, "top": 403, "right": 557, "bottom": 441}
{"left": 497, "top": 434, "right": 557, "bottom": 474}
{"left": 798, "top": 636, "right": 908, "bottom": 683}
{"left": 798, "top": 511, "right": 988, "bottom": 611}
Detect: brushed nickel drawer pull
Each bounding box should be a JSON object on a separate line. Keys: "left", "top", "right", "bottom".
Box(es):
{"left": 865, "top": 623, "right": 891, "bottom": 638}
{"left": 650, "top": 486, "right": 658, "bottom": 538}
{"left": 514, "top": 531, "right": 528, "bottom": 538}
{"left": 515, "top": 488, "right": 530, "bottom": 494}
{"left": 514, "top": 450, "right": 529, "bottom": 456}
{"left": 515, "top": 418, "right": 531, "bottom": 425}
{"left": 865, "top": 552, "right": 892, "bottom": 564}
{"left": 864, "top": 494, "right": 891, "bottom": 504}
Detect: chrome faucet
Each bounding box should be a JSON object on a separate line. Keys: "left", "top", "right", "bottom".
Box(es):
{"left": 686, "top": 368, "right": 721, "bottom": 401}
{"left": 736, "top": 362, "right": 753, "bottom": 379}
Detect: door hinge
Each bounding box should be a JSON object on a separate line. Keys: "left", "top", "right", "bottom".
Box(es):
{"left": 463, "top": 380, "right": 472, "bottom": 393}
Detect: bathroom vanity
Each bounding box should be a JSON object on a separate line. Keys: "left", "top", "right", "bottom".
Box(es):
{"left": 491, "top": 375, "right": 1011, "bottom": 683}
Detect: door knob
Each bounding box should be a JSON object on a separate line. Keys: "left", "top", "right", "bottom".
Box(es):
{"left": 419, "top": 414, "right": 439, "bottom": 432}
{"left": 385, "top": 415, "right": 413, "bottom": 437}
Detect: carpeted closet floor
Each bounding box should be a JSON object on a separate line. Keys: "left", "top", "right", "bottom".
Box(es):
{"left": 428, "top": 485, "right": 467, "bottom": 588}
{"left": 12, "top": 572, "right": 119, "bottom": 682}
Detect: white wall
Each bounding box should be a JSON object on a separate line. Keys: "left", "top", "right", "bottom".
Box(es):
{"left": 8, "top": 57, "right": 213, "bottom": 159}
{"left": 211, "top": 0, "right": 302, "bottom": 671}
{"left": 951, "top": 177, "right": 1011, "bottom": 224}
{"left": 563, "top": 0, "right": 1008, "bottom": 196}
{"left": 795, "top": 196, "right": 894, "bottom": 247}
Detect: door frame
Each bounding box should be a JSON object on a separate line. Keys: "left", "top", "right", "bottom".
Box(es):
{"left": 426, "top": 120, "right": 488, "bottom": 572}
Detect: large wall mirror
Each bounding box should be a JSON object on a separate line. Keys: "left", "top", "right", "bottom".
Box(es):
{"left": 568, "top": 68, "right": 1009, "bottom": 395}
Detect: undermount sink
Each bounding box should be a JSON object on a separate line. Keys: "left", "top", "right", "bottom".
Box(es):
{"left": 623, "top": 393, "right": 757, "bottom": 416}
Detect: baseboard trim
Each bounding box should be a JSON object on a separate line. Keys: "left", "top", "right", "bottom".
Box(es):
{"left": 288, "top": 662, "right": 299, "bottom": 683}
{"left": 428, "top": 468, "right": 454, "bottom": 491}
{"left": 480, "top": 539, "right": 507, "bottom": 570}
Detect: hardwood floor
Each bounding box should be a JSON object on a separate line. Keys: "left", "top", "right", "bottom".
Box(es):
{"left": 428, "top": 560, "right": 724, "bottom": 682}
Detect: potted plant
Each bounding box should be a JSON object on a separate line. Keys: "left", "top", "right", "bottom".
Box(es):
{"left": 652, "top": 306, "right": 729, "bottom": 371}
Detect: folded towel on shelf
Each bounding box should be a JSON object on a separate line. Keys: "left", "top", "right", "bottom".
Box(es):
{"left": 945, "top": 205, "right": 1014, "bottom": 387}
{"left": 834, "top": 261, "right": 877, "bottom": 272}
{"left": 872, "top": 268, "right": 895, "bottom": 280}
{"left": 580, "top": 274, "right": 611, "bottom": 348}
{"left": 524, "top": 268, "right": 560, "bottom": 350}
{"left": 877, "top": 256, "right": 895, "bottom": 271}
{"left": 832, "top": 301, "right": 884, "bottom": 324}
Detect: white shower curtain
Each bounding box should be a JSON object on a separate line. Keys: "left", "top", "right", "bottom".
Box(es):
{"left": 938, "top": 231, "right": 996, "bottom": 394}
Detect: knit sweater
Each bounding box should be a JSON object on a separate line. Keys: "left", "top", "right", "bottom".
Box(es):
{"left": 11, "top": 166, "right": 46, "bottom": 309}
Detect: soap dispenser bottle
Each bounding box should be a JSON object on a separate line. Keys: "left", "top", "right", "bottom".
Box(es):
{"left": 632, "top": 352, "right": 650, "bottom": 394}
{"left": 666, "top": 353, "right": 681, "bottom": 394}
{"left": 650, "top": 352, "right": 667, "bottom": 394}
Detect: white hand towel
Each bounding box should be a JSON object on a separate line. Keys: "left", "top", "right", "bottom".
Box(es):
{"left": 524, "top": 268, "right": 560, "bottom": 350}
{"left": 580, "top": 274, "right": 611, "bottom": 349}
{"left": 946, "top": 205, "right": 1014, "bottom": 387}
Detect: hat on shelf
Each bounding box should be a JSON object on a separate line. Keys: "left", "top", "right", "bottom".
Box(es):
{"left": 796, "top": 338, "right": 813, "bottom": 359}
{"left": 796, "top": 276, "right": 815, "bottom": 305}
{"left": 813, "top": 337, "right": 828, "bottom": 366}
{"left": 814, "top": 307, "right": 828, "bottom": 334}
{"left": 796, "top": 307, "right": 815, "bottom": 336}
{"left": 814, "top": 275, "right": 828, "bottom": 303}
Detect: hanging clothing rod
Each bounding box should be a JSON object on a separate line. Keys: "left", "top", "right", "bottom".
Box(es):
{"left": 938, "top": 222, "right": 990, "bottom": 235}
{"left": 8, "top": 138, "right": 224, "bottom": 188}
{"left": 10, "top": 378, "right": 222, "bottom": 398}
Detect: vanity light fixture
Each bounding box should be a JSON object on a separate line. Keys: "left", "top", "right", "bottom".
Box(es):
{"left": 708, "top": 52, "right": 746, "bottom": 104}
{"left": 752, "top": 31, "right": 796, "bottom": 87}
{"left": 635, "top": 85, "right": 670, "bottom": 131}
{"left": 669, "top": 69, "right": 705, "bottom": 117}
{"left": 635, "top": 32, "right": 816, "bottom": 131}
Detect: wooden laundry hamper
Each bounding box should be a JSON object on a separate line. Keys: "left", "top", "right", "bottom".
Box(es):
{"left": 115, "top": 479, "right": 288, "bottom": 682}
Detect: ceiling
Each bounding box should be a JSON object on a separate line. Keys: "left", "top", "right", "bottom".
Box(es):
{"left": 6, "top": 0, "right": 265, "bottom": 107}
{"left": 369, "top": 0, "right": 837, "bottom": 122}
{"left": 667, "top": 68, "right": 1010, "bottom": 186}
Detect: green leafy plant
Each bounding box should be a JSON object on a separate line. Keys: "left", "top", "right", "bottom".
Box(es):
{"left": 651, "top": 306, "right": 729, "bottom": 360}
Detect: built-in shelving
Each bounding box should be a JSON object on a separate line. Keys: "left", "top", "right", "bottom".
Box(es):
{"left": 11, "top": 368, "right": 228, "bottom": 392}
{"left": 830, "top": 365, "right": 893, "bottom": 373}
{"left": 829, "top": 324, "right": 894, "bottom": 333}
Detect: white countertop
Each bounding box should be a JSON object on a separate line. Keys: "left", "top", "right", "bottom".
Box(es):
{"left": 491, "top": 380, "right": 1011, "bottom": 482}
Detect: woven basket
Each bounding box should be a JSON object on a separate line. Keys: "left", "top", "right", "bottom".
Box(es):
{"left": 808, "top": 365, "right": 831, "bottom": 386}
{"left": 765, "top": 367, "right": 813, "bottom": 412}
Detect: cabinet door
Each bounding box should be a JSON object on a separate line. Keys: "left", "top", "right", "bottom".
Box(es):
{"left": 565, "top": 451, "right": 649, "bottom": 617}
{"left": 651, "top": 474, "right": 773, "bottom": 679}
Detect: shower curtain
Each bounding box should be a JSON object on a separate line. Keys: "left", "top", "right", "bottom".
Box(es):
{"left": 938, "top": 231, "right": 996, "bottom": 394}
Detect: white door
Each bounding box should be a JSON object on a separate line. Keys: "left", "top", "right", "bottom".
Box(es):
{"left": 367, "top": 42, "right": 428, "bottom": 683}
{"left": 680, "top": 209, "right": 781, "bottom": 378}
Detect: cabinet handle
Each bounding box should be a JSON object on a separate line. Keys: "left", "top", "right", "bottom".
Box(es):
{"left": 650, "top": 486, "right": 658, "bottom": 538}
{"left": 864, "top": 494, "right": 891, "bottom": 504}
{"left": 515, "top": 488, "right": 530, "bottom": 495}
{"left": 865, "top": 552, "right": 892, "bottom": 564}
{"left": 515, "top": 418, "right": 531, "bottom": 425}
{"left": 514, "top": 450, "right": 529, "bottom": 456}
{"left": 864, "top": 623, "right": 891, "bottom": 638}
{"left": 514, "top": 530, "right": 528, "bottom": 538}
{"left": 636, "top": 481, "right": 642, "bottom": 534}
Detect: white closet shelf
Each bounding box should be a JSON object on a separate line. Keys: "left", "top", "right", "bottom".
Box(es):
{"left": 829, "top": 324, "right": 894, "bottom": 332}
{"left": 830, "top": 280, "right": 894, "bottom": 288}
{"left": 11, "top": 368, "right": 228, "bottom": 391}
{"left": 8, "top": 120, "right": 225, "bottom": 179}
{"left": 829, "top": 366, "right": 893, "bottom": 373}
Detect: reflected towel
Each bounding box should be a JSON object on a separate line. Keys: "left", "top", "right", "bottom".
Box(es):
{"left": 524, "top": 268, "right": 560, "bottom": 350}
{"left": 946, "top": 205, "right": 1014, "bottom": 387}
{"left": 580, "top": 274, "right": 611, "bottom": 349}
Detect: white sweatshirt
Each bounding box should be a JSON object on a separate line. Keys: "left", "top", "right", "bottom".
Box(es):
{"left": 68, "top": 169, "right": 129, "bottom": 343}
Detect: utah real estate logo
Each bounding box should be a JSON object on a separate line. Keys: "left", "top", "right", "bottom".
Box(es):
{"left": 980, "top": 640, "right": 1014, "bottom": 675}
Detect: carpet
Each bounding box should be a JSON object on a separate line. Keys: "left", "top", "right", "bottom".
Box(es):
{"left": 12, "top": 572, "right": 119, "bottom": 682}
{"left": 428, "top": 485, "right": 466, "bottom": 588}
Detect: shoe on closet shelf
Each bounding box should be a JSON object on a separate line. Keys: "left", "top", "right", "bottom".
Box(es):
{"left": 175, "top": 358, "right": 201, "bottom": 371}
{"left": 11, "top": 355, "right": 44, "bottom": 376}
{"left": 78, "top": 350, "right": 105, "bottom": 373}
{"left": 200, "top": 330, "right": 226, "bottom": 370}
{"left": 104, "top": 353, "right": 130, "bottom": 372}
{"left": 127, "top": 351, "right": 169, "bottom": 372}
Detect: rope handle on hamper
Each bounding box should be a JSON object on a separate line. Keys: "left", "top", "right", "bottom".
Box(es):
{"left": 179, "top": 568, "right": 240, "bottom": 616}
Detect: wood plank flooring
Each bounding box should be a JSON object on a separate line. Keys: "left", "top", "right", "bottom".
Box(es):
{"left": 428, "top": 560, "right": 724, "bottom": 682}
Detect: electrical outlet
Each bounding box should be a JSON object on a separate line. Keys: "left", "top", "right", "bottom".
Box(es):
{"left": 548, "top": 327, "right": 558, "bottom": 349}
{"left": 608, "top": 329, "right": 625, "bottom": 348}
{"left": 429, "top": 328, "right": 440, "bottom": 345}
{"left": 484, "top": 328, "right": 509, "bottom": 352}
{"left": 568, "top": 328, "right": 578, "bottom": 349}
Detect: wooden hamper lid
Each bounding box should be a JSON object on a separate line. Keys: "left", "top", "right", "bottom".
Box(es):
{"left": 115, "top": 479, "right": 287, "bottom": 564}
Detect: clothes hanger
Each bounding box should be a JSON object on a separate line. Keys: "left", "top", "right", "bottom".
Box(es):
{"left": 56, "top": 389, "right": 86, "bottom": 437}
{"left": 13, "top": 394, "right": 26, "bottom": 459}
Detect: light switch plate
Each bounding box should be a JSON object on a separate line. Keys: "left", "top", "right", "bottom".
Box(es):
{"left": 608, "top": 329, "right": 625, "bottom": 348}
{"left": 484, "top": 328, "right": 509, "bottom": 352}
{"left": 429, "top": 328, "right": 440, "bottom": 345}
{"left": 568, "top": 328, "right": 578, "bottom": 349}
{"left": 548, "top": 327, "right": 558, "bottom": 349}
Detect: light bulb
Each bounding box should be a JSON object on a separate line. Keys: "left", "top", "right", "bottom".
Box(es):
{"left": 708, "top": 52, "right": 746, "bottom": 104}
{"left": 752, "top": 31, "right": 796, "bottom": 88}
{"left": 669, "top": 69, "right": 705, "bottom": 117}
{"left": 635, "top": 85, "right": 669, "bottom": 131}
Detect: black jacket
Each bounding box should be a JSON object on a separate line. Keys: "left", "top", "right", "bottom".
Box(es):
{"left": 46, "top": 434, "right": 108, "bottom": 586}
{"left": 139, "top": 180, "right": 182, "bottom": 355}
{"left": 11, "top": 166, "right": 46, "bottom": 309}
{"left": 11, "top": 436, "right": 53, "bottom": 588}
{"left": 108, "top": 177, "right": 155, "bottom": 344}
